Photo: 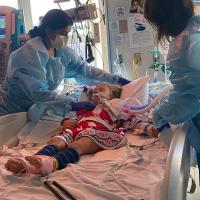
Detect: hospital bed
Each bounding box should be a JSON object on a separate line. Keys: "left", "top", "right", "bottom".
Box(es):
{"left": 0, "top": 80, "right": 194, "bottom": 200}
{"left": 0, "top": 112, "right": 192, "bottom": 200}
{"left": 161, "top": 126, "right": 191, "bottom": 200}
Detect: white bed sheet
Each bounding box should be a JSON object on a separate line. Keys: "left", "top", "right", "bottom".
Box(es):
{"left": 0, "top": 119, "right": 167, "bottom": 200}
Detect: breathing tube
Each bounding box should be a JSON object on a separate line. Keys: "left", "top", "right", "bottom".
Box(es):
{"left": 121, "top": 85, "right": 173, "bottom": 114}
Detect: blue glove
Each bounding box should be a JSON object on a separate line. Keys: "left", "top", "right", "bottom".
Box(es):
{"left": 71, "top": 101, "right": 95, "bottom": 111}
{"left": 28, "top": 103, "right": 48, "bottom": 123}
{"left": 118, "top": 76, "right": 131, "bottom": 86}
{"left": 157, "top": 123, "right": 171, "bottom": 133}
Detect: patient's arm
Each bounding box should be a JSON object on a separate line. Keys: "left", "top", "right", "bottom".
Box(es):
{"left": 40, "top": 119, "right": 78, "bottom": 151}
{"left": 45, "top": 119, "right": 78, "bottom": 139}
{"left": 61, "top": 119, "right": 78, "bottom": 129}
{"left": 131, "top": 121, "right": 158, "bottom": 138}
{"left": 46, "top": 119, "right": 78, "bottom": 150}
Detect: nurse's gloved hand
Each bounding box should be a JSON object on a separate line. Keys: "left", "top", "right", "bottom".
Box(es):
{"left": 28, "top": 103, "right": 48, "bottom": 123}
{"left": 71, "top": 101, "right": 95, "bottom": 111}
{"left": 118, "top": 77, "right": 131, "bottom": 86}
{"left": 157, "top": 123, "right": 172, "bottom": 149}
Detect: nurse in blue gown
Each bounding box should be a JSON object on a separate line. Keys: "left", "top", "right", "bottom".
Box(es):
{"left": 144, "top": 0, "right": 200, "bottom": 176}
{"left": 0, "top": 9, "right": 130, "bottom": 118}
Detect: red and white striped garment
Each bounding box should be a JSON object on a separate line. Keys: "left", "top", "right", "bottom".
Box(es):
{"left": 57, "top": 99, "right": 132, "bottom": 149}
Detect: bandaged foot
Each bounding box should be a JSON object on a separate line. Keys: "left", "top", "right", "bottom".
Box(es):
{"left": 5, "top": 155, "right": 56, "bottom": 176}
{"left": 26, "top": 155, "right": 56, "bottom": 176}
{"left": 5, "top": 157, "right": 38, "bottom": 174}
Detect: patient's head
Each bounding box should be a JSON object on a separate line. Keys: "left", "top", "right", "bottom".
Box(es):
{"left": 92, "top": 83, "right": 122, "bottom": 106}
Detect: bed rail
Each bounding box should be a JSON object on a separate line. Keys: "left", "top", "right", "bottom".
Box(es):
{"left": 0, "top": 112, "right": 28, "bottom": 147}
{"left": 161, "top": 126, "right": 191, "bottom": 200}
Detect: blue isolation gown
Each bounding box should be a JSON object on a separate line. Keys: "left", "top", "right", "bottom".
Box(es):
{"left": 153, "top": 16, "right": 200, "bottom": 155}
{"left": 0, "top": 37, "right": 125, "bottom": 116}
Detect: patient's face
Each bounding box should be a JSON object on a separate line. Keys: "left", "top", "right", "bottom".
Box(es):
{"left": 94, "top": 84, "right": 111, "bottom": 95}
{"left": 92, "top": 83, "right": 112, "bottom": 106}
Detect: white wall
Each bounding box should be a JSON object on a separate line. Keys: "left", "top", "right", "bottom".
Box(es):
{"left": 0, "top": 0, "right": 18, "bottom": 8}
{"left": 18, "top": 0, "right": 33, "bottom": 31}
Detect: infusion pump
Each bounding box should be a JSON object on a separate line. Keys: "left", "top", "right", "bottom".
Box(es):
{"left": 0, "top": 6, "right": 26, "bottom": 83}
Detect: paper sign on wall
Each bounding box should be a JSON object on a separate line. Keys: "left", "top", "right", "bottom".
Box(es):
{"left": 128, "top": 13, "right": 154, "bottom": 48}
{"left": 114, "top": 33, "right": 124, "bottom": 45}
{"left": 119, "top": 19, "right": 128, "bottom": 33}
{"left": 110, "top": 20, "right": 120, "bottom": 31}
{"left": 115, "top": 7, "right": 126, "bottom": 17}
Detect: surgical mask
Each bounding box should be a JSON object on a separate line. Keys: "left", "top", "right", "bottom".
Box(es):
{"left": 92, "top": 92, "right": 111, "bottom": 105}
{"left": 50, "top": 35, "right": 68, "bottom": 48}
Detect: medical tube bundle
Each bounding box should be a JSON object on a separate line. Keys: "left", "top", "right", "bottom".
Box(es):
{"left": 113, "top": 49, "right": 127, "bottom": 78}
{"left": 121, "top": 84, "right": 172, "bottom": 117}
{"left": 149, "top": 49, "right": 164, "bottom": 82}
{"left": 149, "top": 48, "right": 171, "bottom": 82}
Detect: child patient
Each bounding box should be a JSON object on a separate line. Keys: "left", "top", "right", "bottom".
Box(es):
{"left": 5, "top": 83, "right": 157, "bottom": 176}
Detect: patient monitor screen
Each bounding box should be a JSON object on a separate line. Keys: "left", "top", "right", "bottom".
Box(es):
{"left": 0, "top": 15, "right": 6, "bottom": 39}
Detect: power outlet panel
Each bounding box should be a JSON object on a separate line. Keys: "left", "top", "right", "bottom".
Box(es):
{"left": 134, "top": 53, "right": 142, "bottom": 65}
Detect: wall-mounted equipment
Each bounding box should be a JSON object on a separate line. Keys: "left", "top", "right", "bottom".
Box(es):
{"left": 0, "top": 6, "right": 26, "bottom": 83}
{"left": 54, "top": 0, "right": 98, "bottom": 22}
{"left": 85, "top": 34, "right": 95, "bottom": 63}
{"left": 65, "top": 3, "right": 98, "bottom": 22}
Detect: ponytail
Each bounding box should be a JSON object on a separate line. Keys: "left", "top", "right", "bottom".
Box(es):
{"left": 28, "top": 26, "right": 46, "bottom": 39}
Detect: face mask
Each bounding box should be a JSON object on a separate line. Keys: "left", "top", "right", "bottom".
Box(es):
{"left": 50, "top": 35, "right": 68, "bottom": 48}
{"left": 92, "top": 92, "right": 111, "bottom": 105}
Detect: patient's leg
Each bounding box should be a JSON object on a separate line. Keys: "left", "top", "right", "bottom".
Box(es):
{"left": 68, "top": 136, "right": 103, "bottom": 155}
{"left": 5, "top": 157, "right": 41, "bottom": 174}
{"left": 34, "top": 136, "right": 68, "bottom": 157}
{"left": 35, "top": 125, "right": 77, "bottom": 157}
{"left": 26, "top": 137, "right": 102, "bottom": 172}
{"left": 5, "top": 137, "right": 102, "bottom": 175}
{"left": 5, "top": 156, "right": 55, "bottom": 176}
{"left": 5, "top": 158, "right": 27, "bottom": 173}
{"left": 5, "top": 137, "right": 66, "bottom": 174}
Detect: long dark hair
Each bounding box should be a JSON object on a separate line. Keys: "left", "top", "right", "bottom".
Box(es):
{"left": 144, "top": 0, "right": 194, "bottom": 42}
{"left": 29, "top": 9, "right": 73, "bottom": 39}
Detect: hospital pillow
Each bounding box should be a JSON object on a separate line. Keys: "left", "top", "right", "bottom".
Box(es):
{"left": 120, "top": 75, "right": 149, "bottom": 104}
